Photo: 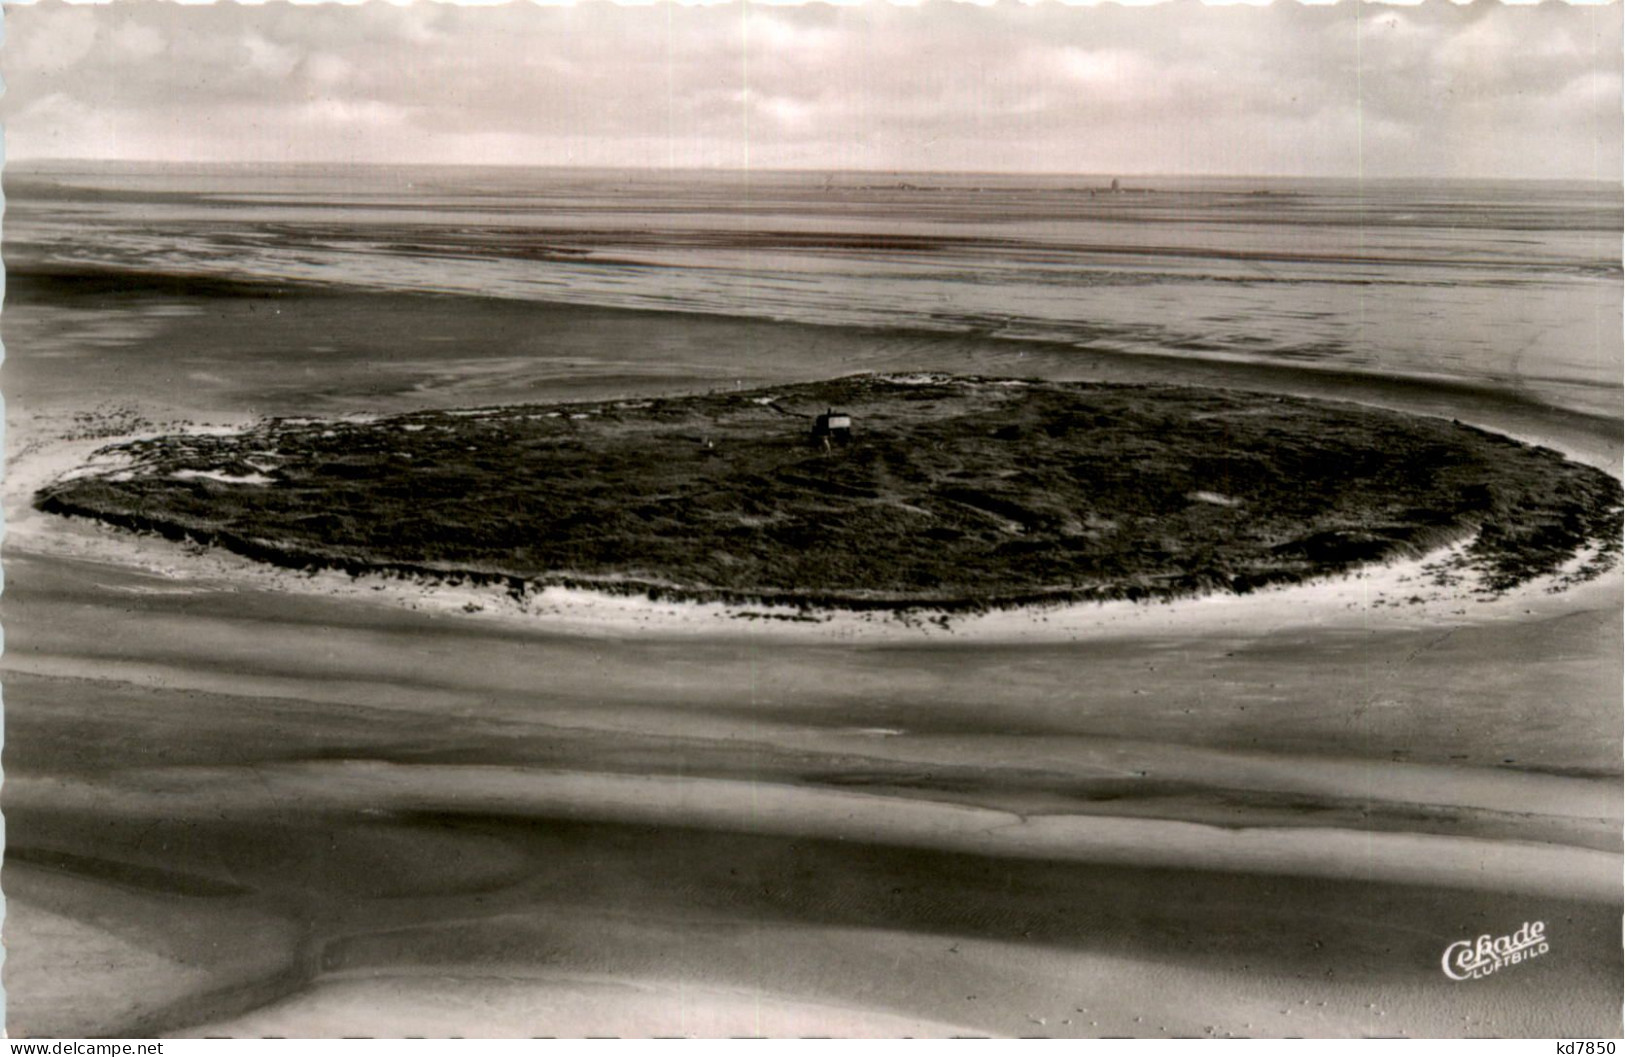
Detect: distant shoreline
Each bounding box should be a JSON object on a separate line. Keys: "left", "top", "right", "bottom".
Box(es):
{"left": 9, "top": 157, "right": 1623, "bottom": 187}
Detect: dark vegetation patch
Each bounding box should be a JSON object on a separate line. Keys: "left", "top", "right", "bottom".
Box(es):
{"left": 35, "top": 375, "right": 1622, "bottom": 612}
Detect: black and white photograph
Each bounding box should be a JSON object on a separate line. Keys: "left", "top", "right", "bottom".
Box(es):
{"left": 0, "top": 0, "right": 1621, "bottom": 1040}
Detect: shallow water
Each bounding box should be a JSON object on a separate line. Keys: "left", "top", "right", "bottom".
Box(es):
{"left": 8, "top": 163, "right": 1622, "bottom": 418}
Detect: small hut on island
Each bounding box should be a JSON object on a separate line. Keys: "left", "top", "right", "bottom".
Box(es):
{"left": 811, "top": 408, "right": 853, "bottom": 448}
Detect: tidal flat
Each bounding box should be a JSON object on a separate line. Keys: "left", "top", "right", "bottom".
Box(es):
{"left": 4, "top": 164, "right": 1622, "bottom": 1036}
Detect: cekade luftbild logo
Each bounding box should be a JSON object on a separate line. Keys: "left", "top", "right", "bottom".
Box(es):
{"left": 1441, "top": 921, "right": 1549, "bottom": 981}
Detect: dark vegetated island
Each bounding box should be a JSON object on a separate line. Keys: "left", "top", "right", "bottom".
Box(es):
{"left": 37, "top": 375, "right": 1623, "bottom": 612}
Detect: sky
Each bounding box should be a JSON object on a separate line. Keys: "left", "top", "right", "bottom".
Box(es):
{"left": 3, "top": 0, "right": 1621, "bottom": 179}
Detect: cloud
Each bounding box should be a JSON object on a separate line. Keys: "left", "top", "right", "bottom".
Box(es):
{"left": 1, "top": 0, "right": 1617, "bottom": 178}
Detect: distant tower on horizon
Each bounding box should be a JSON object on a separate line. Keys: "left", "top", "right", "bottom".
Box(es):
{"left": 1110, "top": 177, "right": 1121, "bottom": 193}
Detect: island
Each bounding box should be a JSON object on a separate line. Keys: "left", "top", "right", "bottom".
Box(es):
{"left": 35, "top": 374, "right": 1623, "bottom": 612}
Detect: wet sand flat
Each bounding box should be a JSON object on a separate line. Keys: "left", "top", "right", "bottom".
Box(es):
{"left": 3, "top": 538, "right": 1620, "bottom": 1037}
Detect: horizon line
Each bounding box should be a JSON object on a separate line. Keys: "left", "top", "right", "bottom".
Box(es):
{"left": 7, "top": 157, "right": 1622, "bottom": 185}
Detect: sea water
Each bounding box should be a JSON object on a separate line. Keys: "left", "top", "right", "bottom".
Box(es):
{"left": 6, "top": 161, "right": 1621, "bottom": 418}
